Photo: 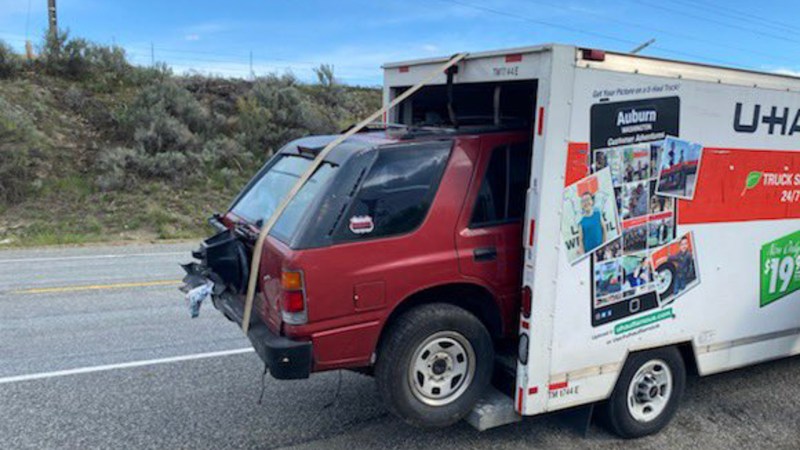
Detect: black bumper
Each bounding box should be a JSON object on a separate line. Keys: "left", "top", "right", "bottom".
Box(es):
{"left": 212, "top": 292, "right": 312, "bottom": 380}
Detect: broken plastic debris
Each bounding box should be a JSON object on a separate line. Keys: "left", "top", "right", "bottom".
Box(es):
{"left": 186, "top": 281, "right": 214, "bottom": 318}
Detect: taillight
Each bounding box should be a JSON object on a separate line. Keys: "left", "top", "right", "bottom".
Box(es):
{"left": 521, "top": 286, "right": 532, "bottom": 319}
{"left": 282, "top": 291, "right": 304, "bottom": 313}
{"left": 279, "top": 270, "right": 307, "bottom": 325}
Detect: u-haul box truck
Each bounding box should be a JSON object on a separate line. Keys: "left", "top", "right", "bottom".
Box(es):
{"left": 383, "top": 44, "right": 800, "bottom": 436}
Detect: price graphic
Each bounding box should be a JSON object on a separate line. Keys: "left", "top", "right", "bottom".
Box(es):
{"left": 761, "top": 230, "right": 800, "bottom": 307}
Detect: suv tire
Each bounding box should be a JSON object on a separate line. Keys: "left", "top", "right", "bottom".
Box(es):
{"left": 375, "top": 303, "right": 494, "bottom": 428}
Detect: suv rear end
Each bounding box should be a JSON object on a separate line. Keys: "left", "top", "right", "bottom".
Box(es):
{"left": 183, "top": 128, "right": 531, "bottom": 426}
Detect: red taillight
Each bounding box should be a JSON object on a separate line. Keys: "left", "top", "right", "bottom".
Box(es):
{"left": 521, "top": 286, "right": 532, "bottom": 319}
{"left": 279, "top": 270, "right": 307, "bottom": 325}
{"left": 581, "top": 48, "right": 606, "bottom": 62}
{"left": 281, "top": 291, "right": 305, "bottom": 313}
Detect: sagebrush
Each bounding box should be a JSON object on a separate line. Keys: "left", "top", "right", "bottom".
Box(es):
{"left": 0, "top": 31, "right": 380, "bottom": 245}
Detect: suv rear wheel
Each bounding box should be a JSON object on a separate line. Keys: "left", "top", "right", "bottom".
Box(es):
{"left": 375, "top": 303, "right": 494, "bottom": 428}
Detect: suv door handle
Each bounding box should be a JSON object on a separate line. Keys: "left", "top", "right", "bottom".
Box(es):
{"left": 473, "top": 247, "right": 497, "bottom": 262}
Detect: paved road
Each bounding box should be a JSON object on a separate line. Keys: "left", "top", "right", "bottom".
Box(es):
{"left": 1, "top": 242, "right": 799, "bottom": 449}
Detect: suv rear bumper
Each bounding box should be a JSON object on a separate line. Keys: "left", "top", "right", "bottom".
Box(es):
{"left": 213, "top": 292, "right": 312, "bottom": 380}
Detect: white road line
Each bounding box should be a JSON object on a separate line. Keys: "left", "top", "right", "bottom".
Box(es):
{"left": 0, "top": 251, "right": 187, "bottom": 264}
{"left": 0, "top": 348, "right": 255, "bottom": 385}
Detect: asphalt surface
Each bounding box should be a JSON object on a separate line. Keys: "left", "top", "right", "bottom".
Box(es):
{"left": 1, "top": 242, "right": 799, "bottom": 449}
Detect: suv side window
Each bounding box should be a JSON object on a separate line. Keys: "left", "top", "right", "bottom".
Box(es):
{"left": 470, "top": 142, "right": 532, "bottom": 227}
{"left": 334, "top": 141, "right": 452, "bottom": 242}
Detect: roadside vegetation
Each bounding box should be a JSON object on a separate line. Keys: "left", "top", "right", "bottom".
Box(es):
{"left": 0, "top": 31, "right": 381, "bottom": 246}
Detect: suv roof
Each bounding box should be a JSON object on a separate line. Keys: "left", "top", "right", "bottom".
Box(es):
{"left": 351, "top": 124, "right": 529, "bottom": 142}
{"left": 281, "top": 125, "right": 529, "bottom": 162}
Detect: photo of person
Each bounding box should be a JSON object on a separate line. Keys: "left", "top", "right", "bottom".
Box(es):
{"left": 649, "top": 183, "right": 675, "bottom": 214}
{"left": 622, "top": 144, "right": 651, "bottom": 183}
{"left": 655, "top": 136, "right": 703, "bottom": 199}
{"left": 622, "top": 219, "right": 648, "bottom": 254}
{"left": 620, "top": 181, "right": 650, "bottom": 220}
{"left": 650, "top": 141, "right": 662, "bottom": 178}
{"left": 620, "top": 253, "right": 654, "bottom": 294}
{"left": 594, "top": 148, "right": 623, "bottom": 186}
{"left": 595, "top": 239, "right": 622, "bottom": 262}
{"left": 647, "top": 214, "right": 674, "bottom": 247}
{"left": 595, "top": 259, "right": 623, "bottom": 298}
{"left": 561, "top": 168, "right": 622, "bottom": 264}
{"left": 650, "top": 232, "right": 700, "bottom": 305}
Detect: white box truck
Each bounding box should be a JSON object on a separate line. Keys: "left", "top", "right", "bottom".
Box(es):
{"left": 384, "top": 44, "right": 800, "bottom": 436}
{"left": 191, "top": 43, "right": 800, "bottom": 439}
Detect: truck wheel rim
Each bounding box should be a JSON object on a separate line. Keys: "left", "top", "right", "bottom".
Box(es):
{"left": 626, "top": 359, "right": 673, "bottom": 423}
{"left": 408, "top": 331, "right": 476, "bottom": 406}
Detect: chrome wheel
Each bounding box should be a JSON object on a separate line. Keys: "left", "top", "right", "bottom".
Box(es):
{"left": 626, "top": 359, "right": 673, "bottom": 423}
{"left": 408, "top": 331, "right": 476, "bottom": 406}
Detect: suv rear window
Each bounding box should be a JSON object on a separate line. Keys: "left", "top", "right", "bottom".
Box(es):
{"left": 334, "top": 141, "right": 451, "bottom": 241}
{"left": 230, "top": 155, "right": 319, "bottom": 224}
{"left": 271, "top": 163, "right": 337, "bottom": 242}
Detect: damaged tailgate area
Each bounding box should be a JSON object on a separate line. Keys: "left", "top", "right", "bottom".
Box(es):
{"left": 181, "top": 221, "right": 312, "bottom": 379}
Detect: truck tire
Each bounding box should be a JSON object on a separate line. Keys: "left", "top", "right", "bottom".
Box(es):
{"left": 375, "top": 303, "right": 494, "bottom": 428}
{"left": 600, "top": 347, "right": 686, "bottom": 438}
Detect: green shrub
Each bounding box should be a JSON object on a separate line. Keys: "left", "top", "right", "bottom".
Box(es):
{"left": 0, "top": 97, "right": 46, "bottom": 203}
{"left": 39, "top": 29, "right": 169, "bottom": 92}
{"left": 0, "top": 40, "right": 22, "bottom": 78}
{"left": 237, "top": 73, "right": 332, "bottom": 156}
{"left": 63, "top": 85, "right": 86, "bottom": 110}
{"left": 119, "top": 80, "right": 213, "bottom": 141}
{"left": 98, "top": 80, "right": 234, "bottom": 189}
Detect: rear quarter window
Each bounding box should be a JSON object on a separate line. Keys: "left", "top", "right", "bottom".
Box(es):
{"left": 334, "top": 141, "right": 452, "bottom": 242}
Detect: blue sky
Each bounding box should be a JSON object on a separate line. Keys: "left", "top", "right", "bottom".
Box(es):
{"left": 1, "top": 0, "right": 799, "bottom": 85}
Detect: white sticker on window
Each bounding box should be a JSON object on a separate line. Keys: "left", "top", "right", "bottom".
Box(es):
{"left": 349, "top": 215, "right": 375, "bottom": 234}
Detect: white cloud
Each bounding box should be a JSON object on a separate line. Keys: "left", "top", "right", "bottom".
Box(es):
{"left": 773, "top": 68, "right": 800, "bottom": 78}
{"left": 182, "top": 21, "right": 230, "bottom": 35}
{"left": 184, "top": 34, "right": 200, "bottom": 42}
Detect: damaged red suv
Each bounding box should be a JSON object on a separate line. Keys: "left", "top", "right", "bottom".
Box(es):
{"left": 183, "top": 126, "right": 532, "bottom": 426}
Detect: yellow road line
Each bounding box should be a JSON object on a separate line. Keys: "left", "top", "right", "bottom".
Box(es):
{"left": 13, "top": 279, "right": 182, "bottom": 295}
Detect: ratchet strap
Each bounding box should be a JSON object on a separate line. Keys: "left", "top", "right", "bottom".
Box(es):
{"left": 241, "top": 52, "right": 469, "bottom": 333}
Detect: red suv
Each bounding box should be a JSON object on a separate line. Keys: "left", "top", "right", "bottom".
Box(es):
{"left": 184, "top": 127, "right": 532, "bottom": 427}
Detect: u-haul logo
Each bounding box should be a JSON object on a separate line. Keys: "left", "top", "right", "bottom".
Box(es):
{"left": 734, "top": 102, "right": 800, "bottom": 136}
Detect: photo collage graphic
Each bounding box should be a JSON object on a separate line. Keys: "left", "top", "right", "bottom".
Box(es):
{"left": 592, "top": 140, "right": 675, "bottom": 311}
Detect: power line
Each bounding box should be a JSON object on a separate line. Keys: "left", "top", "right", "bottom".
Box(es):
{"left": 435, "top": 0, "right": 641, "bottom": 49}
{"left": 497, "top": 0, "right": 793, "bottom": 66}
{"left": 433, "top": 0, "right": 751, "bottom": 68}
{"left": 0, "top": 30, "right": 322, "bottom": 69}
{"left": 632, "top": 0, "right": 800, "bottom": 45}
{"left": 671, "top": 0, "right": 799, "bottom": 36}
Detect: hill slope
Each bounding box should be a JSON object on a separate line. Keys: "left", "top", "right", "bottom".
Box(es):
{"left": 0, "top": 35, "right": 381, "bottom": 246}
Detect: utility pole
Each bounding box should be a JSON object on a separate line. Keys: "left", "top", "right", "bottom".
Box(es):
{"left": 151, "top": 42, "right": 155, "bottom": 67}
{"left": 47, "top": 0, "right": 57, "bottom": 37}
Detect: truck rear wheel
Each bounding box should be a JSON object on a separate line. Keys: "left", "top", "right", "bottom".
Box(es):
{"left": 375, "top": 303, "right": 494, "bottom": 428}
{"left": 600, "top": 347, "right": 686, "bottom": 438}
